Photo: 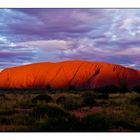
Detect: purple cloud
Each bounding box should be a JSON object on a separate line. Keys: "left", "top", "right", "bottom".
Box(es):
{"left": 0, "top": 9, "right": 140, "bottom": 69}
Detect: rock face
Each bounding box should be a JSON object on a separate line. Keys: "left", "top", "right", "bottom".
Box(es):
{"left": 0, "top": 60, "right": 139, "bottom": 90}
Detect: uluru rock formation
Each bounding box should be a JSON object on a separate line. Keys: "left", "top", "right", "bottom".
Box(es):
{"left": 0, "top": 60, "right": 139, "bottom": 90}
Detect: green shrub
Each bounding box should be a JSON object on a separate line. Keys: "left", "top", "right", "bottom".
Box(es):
{"left": 82, "top": 92, "right": 96, "bottom": 107}
{"left": 0, "top": 116, "right": 14, "bottom": 125}
{"left": 95, "top": 85, "right": 119, "bottom": 93}
{"left": 131, "top": 96, "right": 140, "bottom": 106}
{"left": 81, "top": 112, "right": 111, "bottom": 131}
{"left": 17, "top": 102, "right": 35, "bottom": 109}
{"left": 132, "top": 86, "right": 140, "bottom": 93}
{"left": 46, "top": 85, "right": 52, "bottom": 91}
{"left": 0, "top": 110, "right": 16, "bottom": 116}
{"left": 0, "top": 113, "right": 35, "bottom": 126}
{"left": 33, "top": 115, "right": 81, "bottom": 132}
{"left": 68, "top": 85, "right": 76, "bottom": 90}
{"left": 56, "top": 95, "right": 83, "bottom": 110}
{"left": 112, "top": 119, "right": 133, "bottom": 130}
{"left": 31, "top": 94, "right": 53, "bottom": 104}
{"left": 110, "top": 113, "right": 134, "bottom": 131}
{"left": 82, "top": 91, "right": 109, "bottom": 100}
{"left": 96, "top": 93, "right": 109, "bottom": 99}
{"left": 56, "top": 96, "right": 66, "bottom": 104}
{"left": 82, "top": 95, "right": 96, "bottom": 107}
{"left": 32, "top": 103, "right": 68, "bottom": 118}
{"left": 0, "top": 94, "right": 9, "bottom": 101}
{"left": 11, "top": 125, "right": 32, "bottom": 132}
{"left": 12, "top": 113, "right": 35, "bottom": 125}
{"left": 119, "top": 84, "right": 129, "bottom": 93}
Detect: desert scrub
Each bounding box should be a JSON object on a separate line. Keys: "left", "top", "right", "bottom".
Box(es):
{"left": 109, "top": 112, "right": 137, "bottom": 131}
{"left": 31, "top": 94, "right": 53, "bottom": 104}
{"left": 10, "top": 125, "right": 32, "bottom": 132}
{"left": 56, "top": 94, "right": 83, "bottom": 110}
{"left": 31, "top": 116, "right": 48, "bottom": 131}
{"left": 81, "top": 92, "right": 96, "bottom": 107}
{"left": 32, "top": 115, "right": 81, "bottom": 132}
{"left": 0, "top": 116, "right": 14, "bottom": 125}
{"left": 132, "top": 86, "right": 140, "bottom": 93}
{"left": 94, "top": 85, "right": 119, "bottom": 93}
{"left": 82, "top": 91, "right": 109, "bottom": 99}
{"left": 109, "top": 97, "right": 129, "bottom": 107}
{"left": 130, "top": 96, "right": 140, "bottom": 106}
{"left": 31, "top": 103, "right": 69, "bottom": 118}
{"left": 81, "top": 112, "right": 111, "bottom": 131}
{"left": 0, "top": 108, "right": 16, "bottom": 116}
{"left": 16, "top": 100, "right": 35, "bottom": 110}
{"left": 0, "top": 94, "right": 9, "bottom": 101}
{"left": 11, "top": 113, "right": 35, "bottom": 125}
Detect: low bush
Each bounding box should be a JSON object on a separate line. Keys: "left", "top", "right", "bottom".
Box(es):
{"left": 0, "top": 116, "right": 14, "bottom": 125}
{"left": 0, "top": 110, "right": 16, "bottom": 116}
{"left": 81, "top": 91, "right": 109, "bottom": 107}
{"left": 33, "top": 115, "right": 81, "bottom": 132}
{"left": 12, "top": 113, "right": 35, "bottom": 125}
{"left": 0, "top": 94, "right": 9, "bottom": 101}
{"left": 130, "top": 96, "right": 140, "bottom": 106}
{"left": 96, "top": 93, "right": 109, "bottom": 99}
{"left": 32, "top": 103, "right": 68, "bottom": 118}
{"left": 110, "top": 113, "right": 135, "bottom": 131}
{"left": 132, "top": 86, "right": 140, "bottom": 93}
{"left": 81, "top": 112, "right": 111, "bottom": 131}
{"left": 56, "top": 96, "right": 66, "bottom": 104}
{"left": 56, "top": 95, "right": 83, "bottom": 110}
{"left": 82, "top": 92, "right": 96, "bottom": 107}
{"left": 95, "top": 85, "right": 119, "bottom": 93}
{"left": 31, "top": 94, "right": 53, "bottom": 104}
{"left": 82, "top": 91, "right": 109, "bottom": 100}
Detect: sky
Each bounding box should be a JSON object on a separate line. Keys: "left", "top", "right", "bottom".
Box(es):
{"left": 0, "top": 8, "right": 140, "bottom": 70}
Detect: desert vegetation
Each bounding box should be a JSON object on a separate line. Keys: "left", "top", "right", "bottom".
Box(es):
{"left": 0, "top": 89, "right": 139, "bottom": 132}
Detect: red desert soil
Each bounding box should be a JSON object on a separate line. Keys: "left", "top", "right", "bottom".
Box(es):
{"left": 71, "top": 106, "right": 126, "bottom": 118}
{"left": 71, "top": 107, "right": 103, "bottom": 118}
{"left": 0, "top": 125, "right": 16, "bottom": 132}
{"left": 0, "top": 60, "right": 139, "bottom": 89}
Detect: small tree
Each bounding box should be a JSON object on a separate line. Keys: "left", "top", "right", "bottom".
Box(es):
{"left": 119, "top": 83, "right": 129, "bottom": 93}
{"left": 68, "top": 85, "right": 75, "bottom": 91}
{"left": 46, "top": 84, "right": 52, "bottom": 91}
{"left": 95, "top": 85, "right": 119, "bottom": 93}
{"left": 31, "top": 94, "right": 53, "bottom": 104}
{"left": 82, "top": 92, "right": 96, "bottom": 107}
{"left": 132, "top": 86, "right": 140, "bottom": 93}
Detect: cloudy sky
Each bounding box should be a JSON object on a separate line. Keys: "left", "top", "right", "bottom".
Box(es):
{"left": 0, "top": 8, "right": 140, "bottom": 69}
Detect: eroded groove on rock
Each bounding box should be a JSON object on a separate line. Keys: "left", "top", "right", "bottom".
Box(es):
{"left": 68, "top": 62, "right": 84, "bottom": 86}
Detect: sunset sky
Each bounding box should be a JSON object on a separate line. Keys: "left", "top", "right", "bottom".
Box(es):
{"left": 0, "top": 9, "right": 140, "bottom": 69}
